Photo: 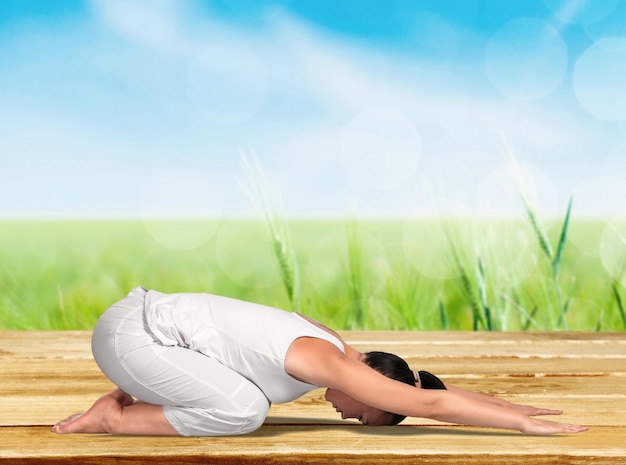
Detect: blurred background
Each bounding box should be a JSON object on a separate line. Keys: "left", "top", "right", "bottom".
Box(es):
{"left": 1, "top": 0, "right": 625, "bottom": 220}
{"left": 1, "top": 1, "right": 625, "bottom": 331}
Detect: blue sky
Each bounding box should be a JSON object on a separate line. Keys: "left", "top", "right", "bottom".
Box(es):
{"left": 1, "top": 0, "right": 626, "bottom": 220}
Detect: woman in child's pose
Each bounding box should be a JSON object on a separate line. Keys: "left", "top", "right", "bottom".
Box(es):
{"left": 52, "top": 287, "right": 588, "bottom": 436}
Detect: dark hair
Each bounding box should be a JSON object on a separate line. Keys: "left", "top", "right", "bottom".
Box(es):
{"left": 363, "top": 351, "right": 415, "bottom": 425}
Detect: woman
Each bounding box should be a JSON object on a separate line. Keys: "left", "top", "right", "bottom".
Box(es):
{"left": 52, "top": 287, "right": 588, "bottom": 436}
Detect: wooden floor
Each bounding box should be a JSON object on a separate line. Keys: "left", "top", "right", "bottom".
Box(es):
{"left": 1, "top": 331, "right": 625, "bottom": 464}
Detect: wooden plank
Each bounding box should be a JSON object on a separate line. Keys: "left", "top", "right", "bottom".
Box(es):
{"left": 3, "top": 331, "right": 625, "bottom": 357}
{"left": 403, "top": 357, "right": 626, "bottom": 376}
{"left": 1, "top": 426, "right": 625, "bottom": 465}
{"left": 3, "top": 390, "right": 623, "bottom": 427}
{"left": 340, "top": 330, "right": 626, "bottom": 342}
{"left": 2, "top": 363, "right": 625, "bottom": 426}
{"left": 0, "top": 331, "right": 624, "bottom": 464}
{"left": 0, "top": 331, "right": 92, "bottom": 357}
{"left": 3, "top": 369, "right": 625, "bottom": 398}
{"left": 350, "top": 341, "right": 626, "bottom": 357}
{"left": 3, "top": 356, "right": 624, "bottom": 392}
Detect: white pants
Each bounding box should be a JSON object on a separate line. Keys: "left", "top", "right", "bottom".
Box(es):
{"left": 91, "top": 287, "right": 270, "bottom": 436}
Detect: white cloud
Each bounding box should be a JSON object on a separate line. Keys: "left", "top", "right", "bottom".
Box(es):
{"left": 1, "top": 0, "right": 624, "bottom": 218}
{"left": 89, "top": 0, "right": 193, "bottom": 53}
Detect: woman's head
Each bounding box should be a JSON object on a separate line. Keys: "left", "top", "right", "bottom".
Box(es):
{"left": 362, "top": 351, "right": 415, "bottom": 425}
{"left": 324, "top": 351, "right": 415, "bottom": 426}
{"left": 324, "top": 389, "right": 394, "bottom": 426}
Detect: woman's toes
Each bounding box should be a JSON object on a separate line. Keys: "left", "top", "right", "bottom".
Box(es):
{"left": 51, "top": 414, "right": 85, "bottom": 434}
{"left": 51, "top": 390, "right": 128, "bottom": 435}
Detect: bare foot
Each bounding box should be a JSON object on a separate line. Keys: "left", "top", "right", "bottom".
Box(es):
{"left": 51, "top": 388, "right": 134, "bottom": 434}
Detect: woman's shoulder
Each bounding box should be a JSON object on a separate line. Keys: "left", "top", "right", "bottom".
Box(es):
{"left": 284, "top": 335, "right": 348, "bottom": 386}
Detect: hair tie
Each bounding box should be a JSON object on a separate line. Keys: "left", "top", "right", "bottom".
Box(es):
{"left": 414, "top": 370, "right": 447, "bottom": 390}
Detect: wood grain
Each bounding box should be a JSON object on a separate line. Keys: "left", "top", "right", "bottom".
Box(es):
{"left": 1, "top": 331, "right": 624, "bottom": 464}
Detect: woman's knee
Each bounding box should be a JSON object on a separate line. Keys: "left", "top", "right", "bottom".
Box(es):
{"left": 239, "top": 393, "right": 270, "bottom": 434}
{"left": 164, "top": 391, "right": 270, "bottom": 436}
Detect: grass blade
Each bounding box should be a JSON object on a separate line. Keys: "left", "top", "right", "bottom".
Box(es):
{"left": 525, "top": 306, "right": 540, "bottom": 331}
{"left": 612, "top": 281, "right": 626, "bottom": 330}
{"left": 552, "top": 196, "right": 573, "bottom": 276}
{"left": 241, "top": 150, "right": 300, "bottom": 311}
{"left": 461, "top": 265, "right": 484, "bottom": 331}
{"left": 476, "top": 257, "right": 493, "bottom": 331}
{"left": 56, "top": 284, "right": 68, "bottom": 329}
{"left": 438, "top": 299, "right": 449, "bottom": 330}
{"left": 500, "top": 292, "right": 542, "bottom": 331}
{"left": 523, "top": 198, "right": 554, "bottom": 262}
{"left": 595, "top": 308, "right": 604, "bottom": 332}
{"left": 346, "top": 219, "right": 365, "bottom": 328}
{"left": 443, "top": 226, "right": 484, "bottom": 330}
{"left": 556, "top": 297, "right": 570, "bottom": 330}
{"left": 500, "top": 132, "right": 554, "bottom": 262}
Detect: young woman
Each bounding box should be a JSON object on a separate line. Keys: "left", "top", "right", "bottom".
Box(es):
{"left": 52, "top": 287, "right": 588, "bottom": 436}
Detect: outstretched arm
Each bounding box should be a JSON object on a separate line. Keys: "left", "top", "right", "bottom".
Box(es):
{"left": 415, "top": 384, "right": 586, "bottom": 434}
{"left": 290, "top": 339, "right": 588, "bottom": 434}
{"left": 443, "top": 383, "right": 564, "bottom": 417}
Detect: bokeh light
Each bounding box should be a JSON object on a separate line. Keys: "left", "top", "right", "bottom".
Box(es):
{"left": 305, "top": 226, "right": 389, "bottom": 302}
{"left": 600, "top": 218, "right": 626, "bottom": 284}
{"left": 215, "top": 220, "right": 281, "bottom": 288}
{"left": 470, "top": 221, "right": 538, "bottom": 290}
{"left": 485, "top": 18, "right": 567, "bottom": 100}
{"left": 132, "top": 248, "right": 214, "bottom": 291}
{"left": 542, "top": 0, "right": 618, "bottom": 25}
{"left": 141, "top": 169, "right": 222, "bottom": 250}
{"left": 573, "top": 38, "right": 626, "bottom": 121}
{"left": 572, "top": 176, "right": 626, "bottom": 219}
{"left": 402, "top": 213, "right": 472, "bottom": 281}
{"left": 474, "top": 162, "right": 559, "bottom": 218}
{"left": 583, "top": 0, "right": 626, "bottom": 40}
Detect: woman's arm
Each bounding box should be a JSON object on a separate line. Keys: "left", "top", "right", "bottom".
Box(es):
{"left": 444, "top": 383, "right": 563, "bottom": 417}
{"left": 415, "top": 385, "right": 583, "bottom": 434}
{"left": 342, "top": 358, "right": 586, "bottom": 433}
{"left": 288, "top": 338, "right": 588, "bottom": 434}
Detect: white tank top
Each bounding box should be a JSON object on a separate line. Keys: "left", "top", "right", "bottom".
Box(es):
{"left": 143, "top": 290, "right": 345, "bottom": 403}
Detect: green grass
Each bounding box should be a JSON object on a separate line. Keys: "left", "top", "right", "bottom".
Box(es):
{"left": 241, "top": 151, "right": 300, "bottom": 312}
{"left": 0, "top": 218, "right": 625, "bottom": 331}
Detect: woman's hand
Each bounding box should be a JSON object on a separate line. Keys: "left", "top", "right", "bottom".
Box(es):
{"left": 519, "top": 416, "right": 589, "bottom": 435}
{"left": 513, "top": 403, "right": 589, "bottom": 434}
